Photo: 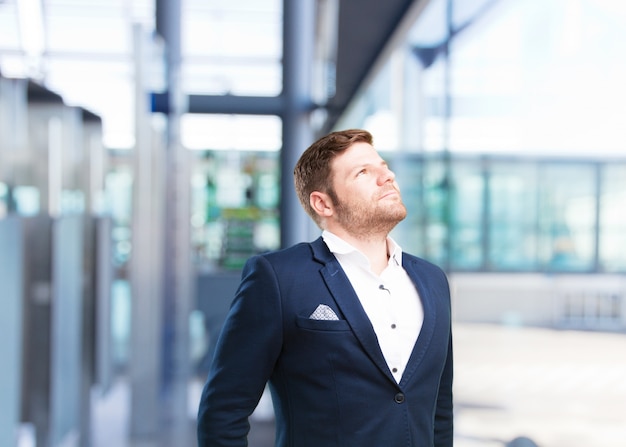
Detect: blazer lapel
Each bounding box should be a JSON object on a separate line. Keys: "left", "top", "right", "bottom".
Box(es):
{"left": 397, "top": 255, "right": 438, "bottom": 387}
{"left": 310, "top": 238, "right": 396, "bottom": 383}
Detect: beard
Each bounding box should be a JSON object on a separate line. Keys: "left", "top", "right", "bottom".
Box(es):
{"left": 329, "top": 187, "right": 407, "bottom": 237}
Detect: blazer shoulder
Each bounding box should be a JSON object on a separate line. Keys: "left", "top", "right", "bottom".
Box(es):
{"left": 261, "top": 240, "right": 312, "bottom": 259}
{"left": 253, "top": 238, "right": 327, "bottom": 268}
{"left": 402, "top": 253, "right": 450, "bottom": 293}
{"left": 403, "top": 252, "right": 446, "bottom": 275}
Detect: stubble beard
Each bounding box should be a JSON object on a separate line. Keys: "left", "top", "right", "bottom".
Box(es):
{"left": 332, "top": 190, "right": 407, "bottom": 238}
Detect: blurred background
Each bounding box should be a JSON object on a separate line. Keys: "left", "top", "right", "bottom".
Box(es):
{"left": 1, "top": 0, "right": 625, "bottom": 446}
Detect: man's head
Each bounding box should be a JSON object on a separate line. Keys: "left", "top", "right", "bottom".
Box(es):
{"left": 294, "top": 129, "right": 406, "bottom": 236}
{"left": 294, "top": 129, "right": 374, "bottom": 226}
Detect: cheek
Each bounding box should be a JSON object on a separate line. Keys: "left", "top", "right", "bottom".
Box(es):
{"left": 335, "top": 183, "right": 357, "bottom": 200}
{"left": 337, "top": 181, "right": 377, "bottom": 205}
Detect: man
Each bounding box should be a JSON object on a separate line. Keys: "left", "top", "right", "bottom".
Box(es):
{"left": 197, "top": 129, "right": 453, "bottom": 447}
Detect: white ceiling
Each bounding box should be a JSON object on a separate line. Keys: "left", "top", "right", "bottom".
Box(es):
{"left": 0, "top": 0, "right": 282, "bottom": 148}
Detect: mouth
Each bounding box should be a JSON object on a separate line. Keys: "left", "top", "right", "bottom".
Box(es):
{"left": 379, "top": 189, "right": 400, "bottom": 200}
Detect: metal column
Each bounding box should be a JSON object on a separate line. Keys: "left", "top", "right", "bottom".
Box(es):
{"left": 129, "top": 24, "right": 164, "bottom": 439}
{"left": 157, "top": 0, "right": 194, "bottom": 444}
{"left": 280, "top": 0, "right": 317, "bottom": 247}
{"left": 0, "top": 217, "right": 24, "bottom": 447}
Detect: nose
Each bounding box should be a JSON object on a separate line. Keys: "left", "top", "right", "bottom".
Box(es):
{"left": 377, "top": 165, "right": 395, "bottom": 185}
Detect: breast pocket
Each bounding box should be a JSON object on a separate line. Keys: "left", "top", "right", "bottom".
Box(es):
{"left": 296, "top": 316, "right": 351, "bottom": 332}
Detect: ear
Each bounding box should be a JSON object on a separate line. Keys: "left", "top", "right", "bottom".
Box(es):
{"left": 309, "top": 191, "right": 334, "bottom": 218}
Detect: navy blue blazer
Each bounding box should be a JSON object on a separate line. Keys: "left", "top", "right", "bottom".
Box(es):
{"left": 197, "top": 237, "right": 453, "bottom": 447}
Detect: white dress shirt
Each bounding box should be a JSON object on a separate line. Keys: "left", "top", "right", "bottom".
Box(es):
{"left": 322, "top": 231, "right": 424, "bottom": 383}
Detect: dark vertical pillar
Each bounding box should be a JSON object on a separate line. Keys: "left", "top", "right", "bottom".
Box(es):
{"left": 0, "top": 217, "right": 24, "bottom": 447}
{"left": 281, "top": 0, "right": 316, "bottom": 247}
{"left": 130, "top": 23, "right": 162, "bottom": 438}
{"left": 442, "top": 0, "right": 453, "bottom": 272}
{"left": 156, "top": 0, "right": 193, "bottom": 445}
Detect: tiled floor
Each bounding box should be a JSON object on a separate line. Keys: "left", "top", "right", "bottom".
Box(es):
{"left": 91, "top": 323, "right": 626, "bottom": 447}
{"left": 453, "top": 324, "right": 626, "bottom": 447}
{"left": 91, "top": 377, "right": 276, "bottom": 447}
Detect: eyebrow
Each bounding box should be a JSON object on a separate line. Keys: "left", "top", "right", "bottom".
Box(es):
{"left": 350, "top": 159, "right": 388, "bottom": 173}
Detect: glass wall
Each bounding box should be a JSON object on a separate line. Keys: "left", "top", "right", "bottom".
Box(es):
{"left": 335, "top": 3, "right": 626, "bottom": 445}
{"left": 391, "top": 154, "right": 626, "bottom": 273}
{"left": 600, "top": 164, "right": 626, "bottom": 272}
{"left": 181, "top": 113, "right": 282, "bottom": 271}
{"left": 338, "top": 0, "right": 626, "bottom": 273}
{"left": 537, "top": 163, "right": 598, "bottom": 271}
{"left": 190, "top": 149, "right": 280, "bottom": 271}
{"left": 339, "top": 0, "right": 626, "bottom": 156}
{"left": 487, "top": 160, "right": 538, "bottom": 271}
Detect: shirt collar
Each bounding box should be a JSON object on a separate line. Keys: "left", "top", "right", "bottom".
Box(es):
{"left": 322, "top": 230, "right": 403, "bottom": 267}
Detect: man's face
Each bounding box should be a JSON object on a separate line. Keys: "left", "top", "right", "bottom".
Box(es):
{"left": 328, "top": 141, "right": 407, "bottom": 236}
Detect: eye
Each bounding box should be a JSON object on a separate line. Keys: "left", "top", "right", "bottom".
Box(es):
{"left": 356, "top": 169, "right": 367, "bottom": 177}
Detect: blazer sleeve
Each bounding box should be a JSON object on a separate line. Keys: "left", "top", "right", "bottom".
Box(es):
{"left": 434, "top": 328, "right": 454, "bottom": 447}
{"left": 434, "top": 269, "right": 454, "bottom": 447}
{"left": 197, "top": 254, "right": 283, "bottom": 447}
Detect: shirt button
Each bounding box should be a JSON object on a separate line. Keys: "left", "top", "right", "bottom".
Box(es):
{"left": 392, "top": 367, "right": 398, "bottom": 373}
{"left": 391, "top": 323, "right": 396, "bottom": 329}
{"left": 394, "top": 393, "right": 405, "bottom": 404}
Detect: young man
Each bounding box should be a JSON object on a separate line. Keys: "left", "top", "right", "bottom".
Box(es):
{"left": 197, "top": 129, "right": 453, "bottom": 447}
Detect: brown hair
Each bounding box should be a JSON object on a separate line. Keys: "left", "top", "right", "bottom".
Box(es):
{"left": 293, "top": 129, "right": 373, "bottom": 226}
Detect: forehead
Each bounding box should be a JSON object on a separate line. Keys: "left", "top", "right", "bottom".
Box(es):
{"left": 331, "top": 141, "right": 381, "bottom": 171}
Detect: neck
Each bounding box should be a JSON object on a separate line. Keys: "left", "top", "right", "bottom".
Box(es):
{"left": 332, "top": 229, "right": 390, "bottom": 275}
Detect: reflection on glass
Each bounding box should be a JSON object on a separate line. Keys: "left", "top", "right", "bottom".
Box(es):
{"left": 390, "top": 155, "right": 626, "bottom": 273}
{"left": 191, "top": 150, "right": 280, "bottom": 271}
{"left": 489, "top": 162, "right": 538, "bottom": 270}
{"left": 12, "top": 186, "right": 40, "bottom": 216}
{"left": 105, "top": 166, "right": 133, "bottom": 270}
{"left": 0, "top": 182, "right": 7, "bottom": 218}
{"left": 449, "top": 160, "right": 484, "bottom": 269}
{"left": 600, "top": 164, "right": 626, "bottom": 272}
{"left": 537, "top": 164, "right": 596, "bottom": 272}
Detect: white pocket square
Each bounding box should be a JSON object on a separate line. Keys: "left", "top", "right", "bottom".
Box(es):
{"left": 309, "top": 304, "right": 339, "bottom": 321}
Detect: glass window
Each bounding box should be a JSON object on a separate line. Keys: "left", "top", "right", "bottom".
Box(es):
{"left": 105, "top": 164, "right": 134, "bottom": 269}
{"left": 417, "top": 156, "right": 450, "bottom": 267}
{"left": 488, "top": 161, "right": 538, "bottom": 270}
{"left": 0, "top": 182, "right": 6, "bottom": 218}
{"left": 421, "top": 54, "right": 449, "bottom": 153}
{"left": 389, "top": 153, "right": 426, "bottom": 255}
{"left": 537, "top": 163, "right": 597, "bottom": 271}
{"left": 191, "top": 150, "right": 280, "bottom": 271}
{"left": 390, "top": 154, "right": 451, "bottom": 266}
{"left": 447, "top": 0, "right": 626, "bottom": 157}
{"left": 449, "top": 159, "right": 484, "bottom": 269}
{"left": 599, "top": 164, "right": 626, "bottom": 272}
